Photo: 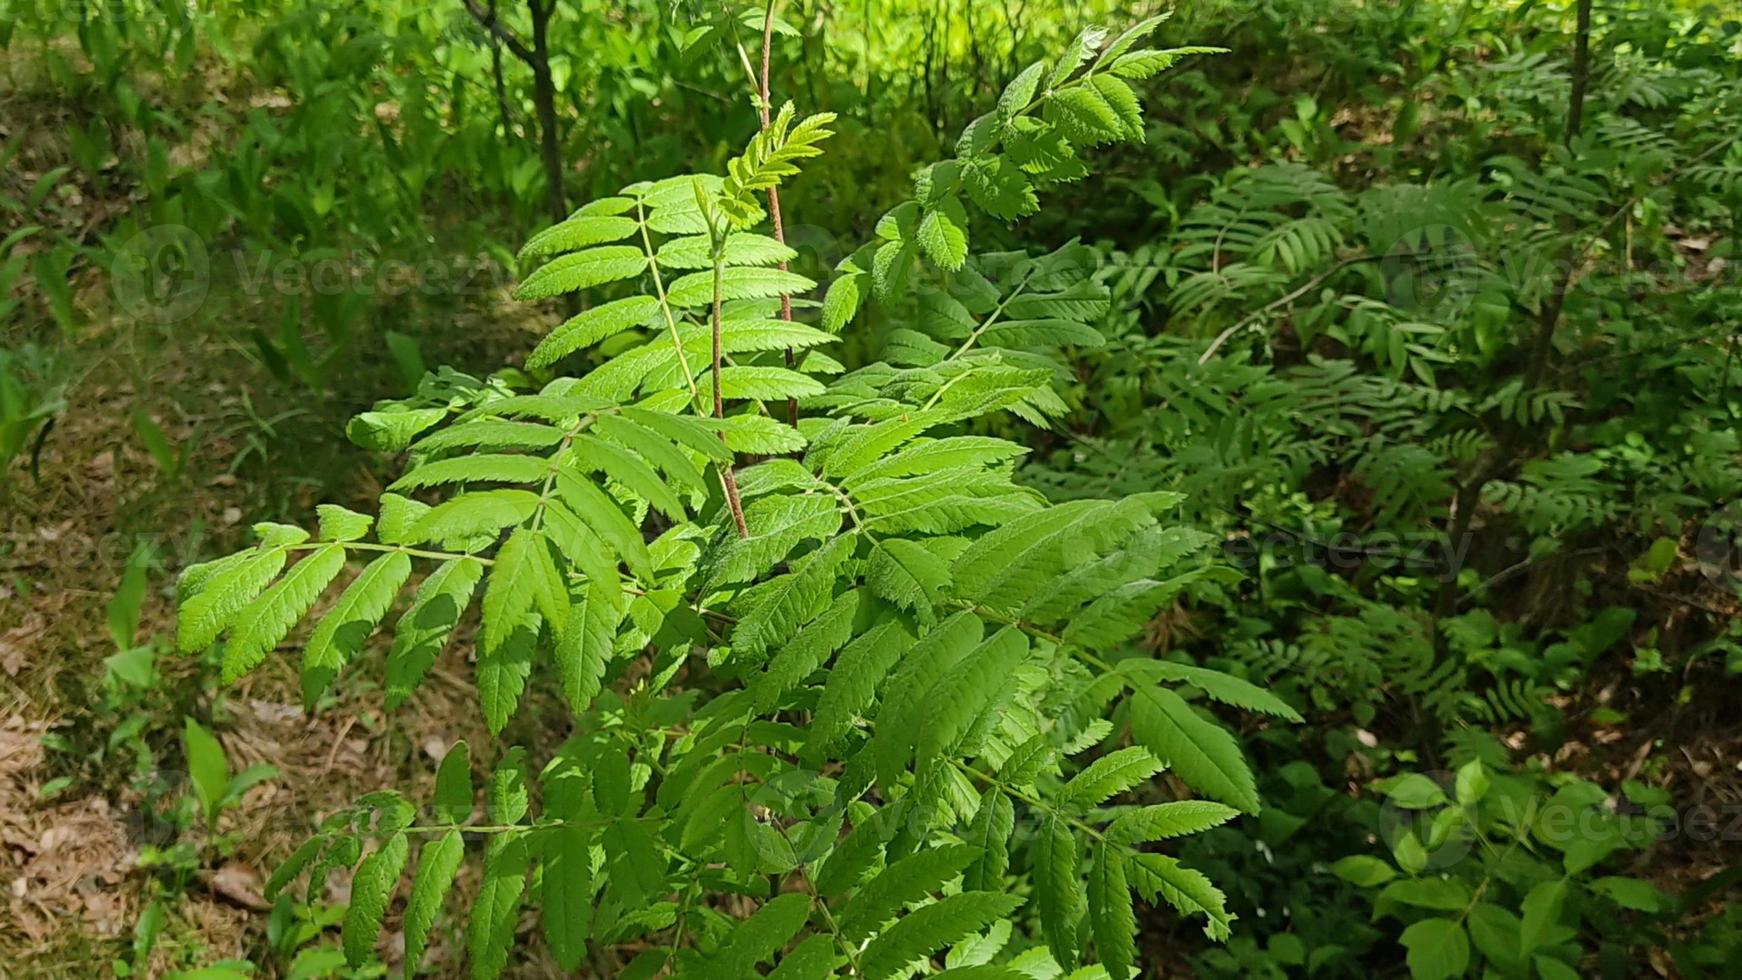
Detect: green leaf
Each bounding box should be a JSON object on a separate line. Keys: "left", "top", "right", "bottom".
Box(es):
{"left": 434, "top": 741, "right": 473, "bottom": 825}
{"left": 1060, "top": 746, "right": 1166, "bottom": 811}
{"left": 666, "top": 267, "right": 816, "bottom": 308}
{"left": 404, "top": 830, "right": 465, "bottom": 977}
{"left": 1121, "top": 660, "right": 1303, "bottom": 722}
{"left": 732, "top": 534, "right": 855, "bottom": 660}
{"left": 749, "top": 589, "right": 859, "bottom": 712}
{"left": 858, "top": 891, "right": 1024, "bottom": 980}
{"left": 178, "top": 547, "right": 288, "bottom": 653}
{"left": 805, "top": 619, "right": 913, "bottom": 755}
{"left": 518, "top": 214, "right": 639, "bottom": 263}
{"left": 468, "top": 833, "right": 531, "bottom": 980}
{"left": 554, "top": 581, "right": 625, "bottom": 715}
{"left": 839, "top": 844, "right": 977, "bottom": 942}
{"left": 1034, "top": 815, "right": 1083, "bottom": 967}
{"left": 574, "top": 433, "right": 685, "bottom": 520}
{"left": 1088, "top": 843, "right": 1137, "bottom": 980}
{"left": 1106, "top": 801, "right": 1239, "bottom": 844}
{"left": 1329, "top": 855, "right": 1397, "bottom": 887}
{"left": 709, "top": 893, "right": 813, "bottom": 977}
{"left": 223, "top": 545, "right": 346, "bottom": 682}
{"left": 917, "top": 197, "right": 970, "bottom": 271}
{"left": 386, "top": 558, "right": 484, "bottom": 709}
{"left": 477, "top": 612, "right": 538, "bottom": 734}
{"left": 1519, "top": 879, "right": 1567, "bottom": 955}
{"left": 515, "top": 246, "right": 646, "bottom": 301}
{"left": 1377, "top": 877, "right": 1470, "bottom": 912}
{"left": 343, "top": 832, "right": 408, "bottom": 967}
{"left": 183, "top": 717, "right": 229, "bottom": 822}
{"left": 1399, "top": 918, "right": 1469, "bottom": 980}
{"left": 542, "top": 824, "right": 592, "bottom": 971}
{"left": 822, "top": 270, "right": 865, "bottom": 332}
{"left": 767, "top": 935, "right": 837, "bottom": 980}
{"left": 657, "top": 232, "right": 795, "bottom": 270}
{"left": 317, "top": 504, "right": 373, "bottom": 542}
{"left": 1127, "top": 684, "right": 1259, "bottom": 814}
{"left": 590, "top": 413, "right": 706, "bottom": 492}
{"left": 529, "top": 296, "right": 663, "bottom": 369}
{"left": 999, "top": 61, "right": 1046, "bottom": 117}
{"left": 868, "top": 538, "right": 950, "bottom": 619}
{"left": 1590, "top": 876, "right": 1661, "bottom": 912}
{"left": 964, "top": 789, "right": 1015, "bottom": 891}
{"left": 482, "top": 528, "right": 567, "bottom": 656}
{"left": 411, "top": 490, "right": 543, "bottom": 545}
{"left": 302, "top": 551, "right": 412, "bottom": 705}
{"left": 390, "top": 454, "right": 551, "bottom": 492}
{"left": 1127, "top": 853, "right": 1234, "bottom": 942}
{"left": 1048, "top": 25, "right": 1109, "bottom": 86}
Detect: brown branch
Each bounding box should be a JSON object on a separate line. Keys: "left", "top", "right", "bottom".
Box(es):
{"left": 759, "top": 0, "right": 802, "bottom": 428}
{"left": 461, "top": 0, "right": 533, "bottom": 63}
{"left": 1565, "top": 0, "right": 1593, "bottom": 143}
{"left": 712, "top": 249, "right": 750, "bottom": 538}
{"left": 487, "top": 0, "right": 514, "bottom": 135}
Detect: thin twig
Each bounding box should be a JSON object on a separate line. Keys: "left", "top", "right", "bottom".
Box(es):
{"left": 759, "top": 0, "right": 802, "bottom": 427}
{"left": 460, "top": 0, "right": 533, "bottom": 63}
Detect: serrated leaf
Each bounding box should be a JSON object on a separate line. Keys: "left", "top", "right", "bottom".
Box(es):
{"left": 1059, "top": 746, "right": 1166, "bottom": 810}
{"left": 822, "top": 271, "right": 865, "bottom": 332}
{"left": 859, "top": 892, "right": 1024, "bottom": 980}
{"left": 468, "top": 833, "right": 530, "bottom": 980}
{"left": 527, "top": 296, "right": 662, "bottom": 369}
{"left": 477, "top": 612, "right": 538, "bottom": 734}
{"left": 317, "top": 505, "right": 373, "bottom": 542}
{"left": 573, "top": 433, "right": 685, "bottom": 519}
{"left": 404, "top": 829, "right": 465, "bottom": 977}
{"left": 1127, "top": 684, "right": 1259, "bottom": 814}
{"left": 434, "top": 741, "right": 473, "bottom": 825}
{"left": 178, "top": 547, "right": 288, "bottom": 653}
{"left": 554, "top": 581, "right": 625, "bottom": 715}
{"left": 266, "top": 835, "right": 326, "bottom": 903}
{"left": 667, "top": 267, "right": 816, "bottom": 307}
{"left": 708, "top": 893, "right": 812, "bottom": 977}
{"left": 840, "top": 844, "right": 977, "bottom": 942}
{"left": 867, "top": 538, "right": 950, "bottom": 619}
{"left": 410, "top": 490, "right": 542, "bottom": 545}
{"left": 1106, "top": 801, "right": 1239, "bottom": 844}
{"left": 1034, "top": 815, "right": 1083, "bottom": 967}
{"left": 732, "top": 534, "right": 854, "bottom": 660}
{"left": 343, "top": 832, "right": 408, "bottom": 967}
{"left": 386, "top": 558, "right": 484, "bottom": 709}
{"left": 1121, "top": 661, "right": 1303, "bottom": 722}
{"left": 805, "top": 619, "right": 913, "bottom": 754}
{"left": 302, "top": 551, "right": 412, "bottom": 705}
{"left": 964, "top": 790, "right": 1015, "bottom": 891}
{"left": 482, "top": 528, "right": 566, "bottom": 655}
{"left": 518, "top": 214, "right": 638, "bottom": 263}
{"left": 1127, "top": 853, "right": 1233, "bottom": 942}
{"left": 515, "top": 246, "right": 646, "bottom": 301}
{"left": 542, "top": 824, "right": 592, "bottom": 971}
{"left": 917, "top": 198, "right": 969, "bottom": 271}
{"left": 1088, "top": 842, "right": 1137, "bottom": 980}
{"left": 390, "top": 454, "right": 551, "bottom": 492}
{"left": 224, "top": 545, "right": 346, "bottom": 682}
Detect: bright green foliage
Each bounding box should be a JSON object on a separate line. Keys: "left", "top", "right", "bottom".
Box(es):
{"left": 175, "top": 20, "right": 1260, "bottom": 979}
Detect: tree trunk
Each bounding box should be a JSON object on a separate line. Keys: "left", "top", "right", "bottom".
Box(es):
{"left": 529, "top": 0, "right": 566, "bottom": 226}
